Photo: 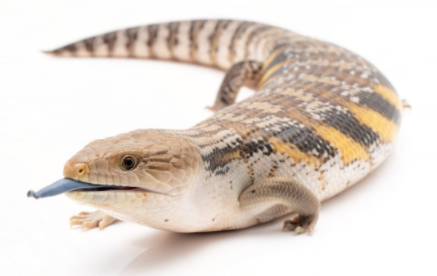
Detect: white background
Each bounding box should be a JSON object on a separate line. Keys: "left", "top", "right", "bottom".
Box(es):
{"left": 1, "top": 0, "right": 436, "bottom": 275}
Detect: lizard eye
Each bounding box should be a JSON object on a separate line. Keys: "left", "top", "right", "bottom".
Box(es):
{"left": 120, "top": 155, "right": 138, "bottom": 171}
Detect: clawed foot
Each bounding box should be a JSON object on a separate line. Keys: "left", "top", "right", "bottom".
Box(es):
{"left": 282, "top": 214, "right": 318, "bottom": 235}
{"left": 70, "top": 210, "right": 117, "bottom": 231}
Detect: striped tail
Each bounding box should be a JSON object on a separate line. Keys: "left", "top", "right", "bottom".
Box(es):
{"left": 45, "top": 20, "right": 293, "bottom": 71}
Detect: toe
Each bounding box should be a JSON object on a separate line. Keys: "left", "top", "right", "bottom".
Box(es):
{"left": 98, "top": 216, "right": 117, "bottom": 230}
{"left": 81, "top": 221, "right": 99, "bottom": 231}
{"left": 70, "top": 215, "right": 88, "bottom": 221}
{"left": 293, "top": 226, "right": 306, "bottom": 235}
{"left": 70, "top": 219, "right": 87, "bottom": 228}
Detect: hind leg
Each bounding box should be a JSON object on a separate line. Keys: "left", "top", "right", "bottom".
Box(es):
{"left": 207, "top": 60, "right": 263, "bottom": 112}
{"left": 239, "top": 177, "right": 320, "bottom": 235}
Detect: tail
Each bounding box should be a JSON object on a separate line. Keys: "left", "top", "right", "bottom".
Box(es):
{"left": 44, "top": 20, "right": 290, "bottom": 70}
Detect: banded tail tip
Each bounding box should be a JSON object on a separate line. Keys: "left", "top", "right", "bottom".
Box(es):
{"left": 42, "top": 49, "right": 60, "bottom": 56}
{"left": 42, "top": 50, "right": 54, "bottom": 54}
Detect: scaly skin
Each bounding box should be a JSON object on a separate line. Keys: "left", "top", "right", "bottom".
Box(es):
{"left": 46, "top": 20, "right": 402, "bottom": 234}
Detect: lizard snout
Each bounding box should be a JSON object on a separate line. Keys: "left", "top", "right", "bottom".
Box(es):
{"left": 64, "top": 162, "right": 89, "bottom": 178}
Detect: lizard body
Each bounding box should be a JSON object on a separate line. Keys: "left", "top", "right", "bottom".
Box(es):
{"left": 30, "top": 20, "right": 402, "bottom": 234}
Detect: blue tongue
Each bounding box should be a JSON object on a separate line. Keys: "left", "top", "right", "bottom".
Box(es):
{"left": 27, "top": 179, "right": 117, "bottom": 199}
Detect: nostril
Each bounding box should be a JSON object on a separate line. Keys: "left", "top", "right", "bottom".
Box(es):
{"left": 74, "top": 163, "right": 89, "bottom": 176}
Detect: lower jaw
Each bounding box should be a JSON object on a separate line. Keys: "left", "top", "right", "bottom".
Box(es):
{"left": 64, "top": 188, "right": 169, "bottom": 209}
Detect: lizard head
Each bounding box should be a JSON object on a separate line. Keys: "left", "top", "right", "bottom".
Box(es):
{"left": 64, "top": 129, "right": 201, "bottom": 191}
{"left": 30, "top": 129, "right": 203, "bottom": 231}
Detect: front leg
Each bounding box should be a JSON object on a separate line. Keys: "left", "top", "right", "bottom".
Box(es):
{"left": 70, "top": 210, "right": 117, "bottom": 231}
{"left": 207, "top": 60, "right": 263, "bottom": 112}
{"left": 239, "top": 177, "right": 320, "bottom": 235}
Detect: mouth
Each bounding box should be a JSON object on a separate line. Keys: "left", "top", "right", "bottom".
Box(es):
{"left": 27, "top": 178, "right": 155, "bottom": 199}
